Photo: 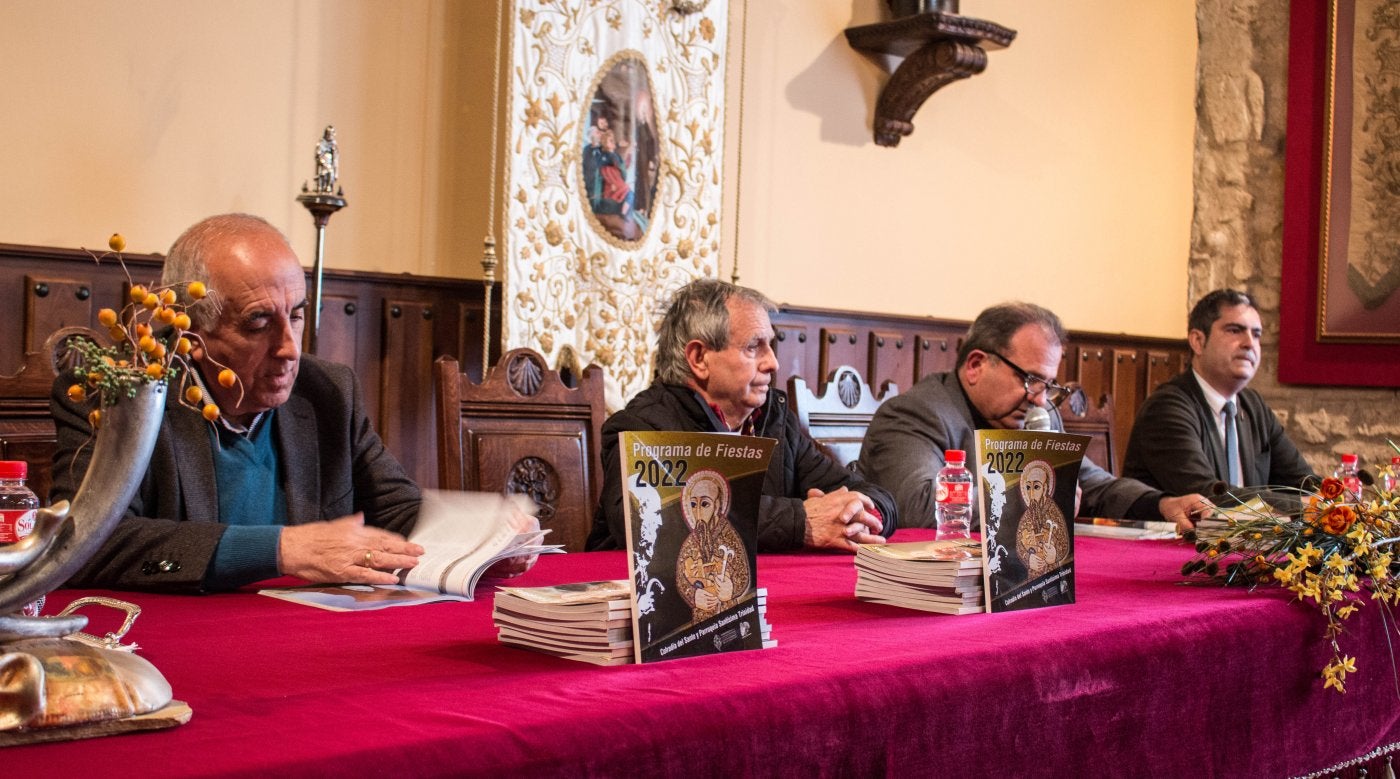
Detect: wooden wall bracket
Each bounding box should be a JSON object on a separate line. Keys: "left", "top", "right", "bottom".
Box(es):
{"left": 845, "top": 12, "right": 1016, "bottom": 148}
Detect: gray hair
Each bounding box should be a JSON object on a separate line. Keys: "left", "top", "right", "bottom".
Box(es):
{"left": 956, "top": 302, "right": 1068, "bottom": 369}
{"left": 654, "top": 278, "right": 776, "bottom": 385}
{"left": 161, "top": 213, "right": 291, "bottom": 331}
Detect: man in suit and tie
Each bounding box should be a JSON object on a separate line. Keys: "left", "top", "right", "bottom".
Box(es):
{"left": 1122, "top": 289, "right": 1316, "bottom": 502}
{"left": 50, "top": 213, "right": 534, "bottom": 591}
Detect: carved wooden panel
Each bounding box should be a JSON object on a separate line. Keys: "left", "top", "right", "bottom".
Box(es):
{"left": 772, "top": 324, "right": 816, "bottom": 390}
{"left": 24, "top": 275, "right": 94, "bottom": 354}
{"left": 380, "top": 299, "right": 436, "bottom": 487}
{"left": 435, "top": 351, "right": 606, "bottom": 553}
{"left": 867, "top": 330, "right": 911, "bottom": 395}
{"left": 1109, "top": 349, "right": 1141, "bottom": 474}
{"left": 313, "top": 293, "right": 361, "bottom": 377}
{"left": 1075, "top": 346, "right": 1108, "bottom": 406}
{"left": 819, "top": 327, "right": 864, "bottom": 382}
{"left": 469, "top": 425, "right": 590, "bottom": 552}
{"left": 1146, "top": 350, "right": 1183, "bottom": 395}
{"left": 913, "top": 332, "right": 957, "bottom": 379}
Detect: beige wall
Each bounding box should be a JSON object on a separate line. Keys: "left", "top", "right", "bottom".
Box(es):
{"left": 1, "top": 0, "right": 1195, "bottom": 336}
{"left": 724, "top": 0, "right": 1197, "bottom": 337}
{"left": 0, "top": 0, "right": 467, "bottom": 277}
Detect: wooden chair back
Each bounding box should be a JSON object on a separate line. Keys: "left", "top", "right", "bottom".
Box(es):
{"left": 434, "top": 349, "right": 606, "bottom": 553}
{"left": 788, "top": 365, "right": 897, "bottom": 468}
{"left": 1057, "top": 385, "right": 1116, "bottom": 476}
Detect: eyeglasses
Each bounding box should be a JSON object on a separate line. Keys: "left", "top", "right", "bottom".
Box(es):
{"left": 985, "top": 350, "right": 1071, "bottom": 407}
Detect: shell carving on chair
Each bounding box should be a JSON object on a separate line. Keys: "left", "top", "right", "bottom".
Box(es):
{"left": 836, "top": 369, "right": 862, "bottom": 408}
{"left": 508, "top": 352, "right": 545, "bottom": 396}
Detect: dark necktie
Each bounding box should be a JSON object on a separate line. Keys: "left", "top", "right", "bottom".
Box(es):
{"left": 1223, "top": 400, "right": 1241, "bottom": 486}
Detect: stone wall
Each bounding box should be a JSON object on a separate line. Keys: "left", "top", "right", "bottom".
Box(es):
{"left": 1192, "top": 0, "right": 1400, "bottom": 479}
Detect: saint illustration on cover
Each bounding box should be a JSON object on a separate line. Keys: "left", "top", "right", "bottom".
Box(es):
{"left": 1015, "top": 460, "right": 1069, "bottom": 578}
{"left": 677, "top": 469, "right": 751, "bottom": 622}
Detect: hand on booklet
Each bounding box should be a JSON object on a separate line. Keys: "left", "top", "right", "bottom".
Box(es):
{"left": 482, "top": 502, "right": 542, "bottom": 579}
{"left": 279, "top": 512, "right": 427, "bottom": 586}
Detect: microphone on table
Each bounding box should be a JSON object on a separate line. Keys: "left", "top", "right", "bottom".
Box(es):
{"left": 1024, "top": 404, "right": 1053, "bottom": 431}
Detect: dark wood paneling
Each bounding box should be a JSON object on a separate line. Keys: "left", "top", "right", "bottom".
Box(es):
{"left": 818, "top": 327, "right": 862, "bottom": 381}
{"left": 771, "top": 305, "right": 1189, "bottom": 477}
{"left": 0, "top": 243, "right": 493, "bottom": 492}
{"left": 380, "top": 299, "right": 439, "bottom": 488}
{"left": 868, "top": 330, "right": 912, "bottom": 394}
{"left": 914, "top": 332, "right": 958, "bottom": 379}
{"left": 1146, "top": 350, "right": 1184, "bottom": 395}
{"left": 772, "top": 324, "right": 816, "bottom": 390}
{"left": 1109, "top": 349, "right": 1141, "bottom": 475}
{"left": 24, "top": 275, "right": 95, "bottom": 353}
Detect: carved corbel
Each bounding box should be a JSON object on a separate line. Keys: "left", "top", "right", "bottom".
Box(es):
{"left": 845, "top": 12, "right": 1017, "bottom": 148}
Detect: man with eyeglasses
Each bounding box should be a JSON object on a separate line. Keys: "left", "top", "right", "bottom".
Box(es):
{"left": 856, "top": 302, "right": 1212, "bottom": 534}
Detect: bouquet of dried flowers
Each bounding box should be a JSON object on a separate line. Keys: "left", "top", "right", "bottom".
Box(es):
{"left": 1181, "top": 444, "right": 1400, "bottom": 693}
{"left": 63, "top": 234, "right": 238, "bottom": 427}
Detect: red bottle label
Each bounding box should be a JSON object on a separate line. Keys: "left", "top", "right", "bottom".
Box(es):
{"left": 0, "top": 508, "right": 36, "bottom": 544}
{"left": 936, "top": 483, "right": 970, "bottom": 504}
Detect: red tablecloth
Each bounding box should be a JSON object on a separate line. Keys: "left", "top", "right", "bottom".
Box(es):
{"left": 6, "top": 532, "right": 1399, "bottom": 777}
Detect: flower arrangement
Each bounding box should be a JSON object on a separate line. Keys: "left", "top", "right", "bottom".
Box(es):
{"left": 1181, "top": 446, "right": 1400, "bottom": 693}
{"left": 64, "top": 234, "right": 238, "bottom": 427}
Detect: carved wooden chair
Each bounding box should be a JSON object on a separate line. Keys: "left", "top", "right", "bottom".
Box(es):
{"left": 1056, "top": 385, "right": 1116, "bottom": 476}
{"left": 434, "top": 349, "right": 606, "bottom": 553}
{"left": 788, "top": 365, "right": 898, "bottom": 468}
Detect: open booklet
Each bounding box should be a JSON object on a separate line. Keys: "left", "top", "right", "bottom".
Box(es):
{"left": 260, "top": 490, "right": 563, "bottom": 612}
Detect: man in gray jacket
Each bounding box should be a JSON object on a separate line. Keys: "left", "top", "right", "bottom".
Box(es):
{"left": 51, "top": 214, "right": 533, "bottom": 591}
{"left": 856, "top": 302, "right": 1212, "bottom": 534}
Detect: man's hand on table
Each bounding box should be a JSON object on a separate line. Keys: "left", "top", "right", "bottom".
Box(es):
{"left": 1159, "top": 493, "right": 1215, "bottom": 535}
{"left": 278, "top": 513, "right": 424, "bottom": 584}
{"left": 803, "top": 486, "right": 886, "bottom": 552}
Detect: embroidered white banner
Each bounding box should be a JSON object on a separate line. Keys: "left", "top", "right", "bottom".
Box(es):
{"left": 504, "top": 0, "right": 728, "bottom": 410}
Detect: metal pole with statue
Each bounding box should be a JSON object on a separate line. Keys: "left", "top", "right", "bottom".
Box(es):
{"left": 297, "top": 125, "right": 348, "bottom": 356}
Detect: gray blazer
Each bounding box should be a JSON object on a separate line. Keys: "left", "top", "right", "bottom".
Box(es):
{"left": 50, "top": 355, "right": 420, "bottom": 591}
{"left": 856, "top": 371, "right": 1161, "bottom": 528}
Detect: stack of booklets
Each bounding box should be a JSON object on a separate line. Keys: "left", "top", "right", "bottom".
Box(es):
{"left": 853, "top": 539, "right": 985, "bottom": 615}
{"left": 1194, "top": 496, "right": 1275, "bottom": 543}
{"left": 493, "top": 581, "right": 636, "bottom": 666}
{"left": 494, "top": 582, "right": 776, "bottom": 665}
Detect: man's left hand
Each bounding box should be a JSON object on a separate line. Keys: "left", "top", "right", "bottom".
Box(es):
{"left": 1159, "top": 493, "right": 1214, "bottom": 535}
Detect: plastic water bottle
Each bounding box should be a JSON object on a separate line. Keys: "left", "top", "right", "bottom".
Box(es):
{"left": 935, "top": 449, "right": 973, "bottom": 540}
{"left": 1382, "top": 456, "right": 1400, "bottom": 495}
{"left": 1336, "top": 453, "right": 1362, "bottom": 501}
{"left": 0, "top": 460, "right": 44, "bottom": 617}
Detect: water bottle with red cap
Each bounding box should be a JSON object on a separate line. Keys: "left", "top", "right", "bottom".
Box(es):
{"left": 0, "top": 460, "right": 45, "bottom": 617}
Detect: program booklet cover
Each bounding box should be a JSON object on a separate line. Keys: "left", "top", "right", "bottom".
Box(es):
{"left": 974, "top": 429, "right": 1089, "bottom": 613}
{"left": 619, "top": 431, "right": 774, "bottom": 663}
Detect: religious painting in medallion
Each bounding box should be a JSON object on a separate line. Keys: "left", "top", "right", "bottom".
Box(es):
{"left": 580, "top": 55, "right": 660, "bottom": 244}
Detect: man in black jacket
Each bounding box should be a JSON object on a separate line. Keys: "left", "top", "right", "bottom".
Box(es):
{"left": 587, "top": 279, "right": 896, "bottom": 552}
{"left": 1123, "top": 288, "right": 1316, "bottom": 501}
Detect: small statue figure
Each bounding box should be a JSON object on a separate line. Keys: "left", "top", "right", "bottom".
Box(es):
{"left": 314, "top": 126, "right": 339, "bottom": 194}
